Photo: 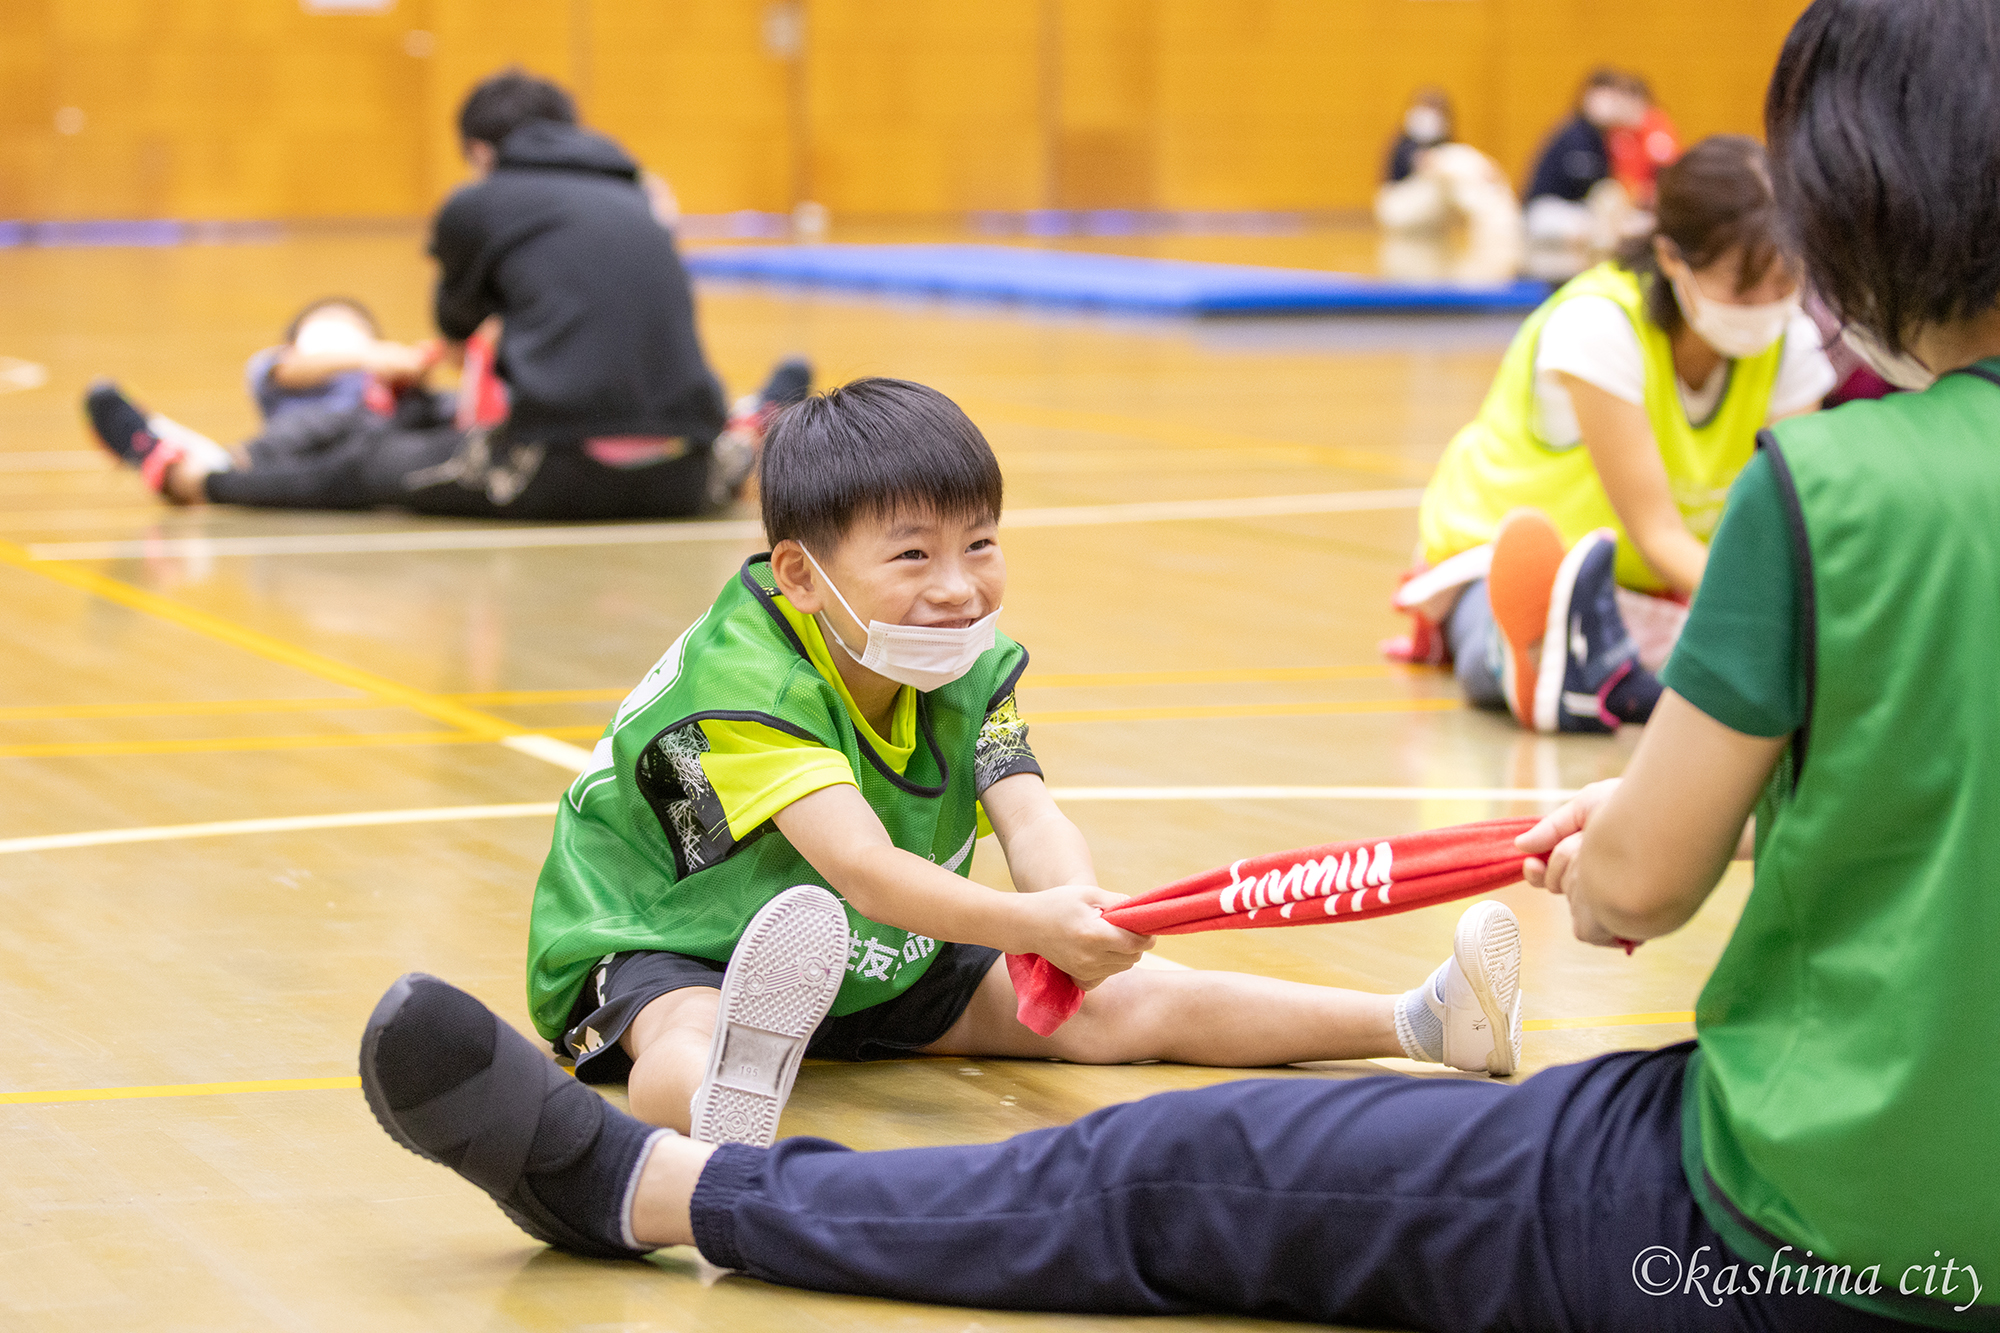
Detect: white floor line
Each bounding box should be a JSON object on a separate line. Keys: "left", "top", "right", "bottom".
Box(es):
{"left": 0, "top": 784, "right": 1572, "bottom": 857}
{"left": 0, "top": 357, "right": 50, "bottom": 395}
{"left": 0, "top": 802, "right": 560, "bottom": 856}
{"left": 1004, "top": 488, "right": 1425, "bottom": 528}
{"left": 0, "top": 450, "right": 104, "bottom": 471}
{"left": 24, "top": 488, "right": 1423, "bottom": 561}
{"left": 1047, "top": 785, "right": 1575, "bottom": 802}
{"left": 500, "top": 733, "right": 599, "bottom": 772}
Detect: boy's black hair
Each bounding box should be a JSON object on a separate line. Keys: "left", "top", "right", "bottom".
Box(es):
{"left": 760, "top": 378, "right": 1003, "bottom": 556}
{"left": 283, "top": 296, "right": 380, "bottom": 344}
{"left": 458, "top": 68, "right": 577, "bottom": 150}
{"left": 1765, "top": 0, "right": 2000, "bottom": 355}
{"left": 1617, "top": 135, "right": 1788, "bottom": 339}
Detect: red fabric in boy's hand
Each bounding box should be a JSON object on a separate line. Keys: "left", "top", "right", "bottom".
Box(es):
{"left": 1009, "top": 817, "right": 1538, "bottom": 1037}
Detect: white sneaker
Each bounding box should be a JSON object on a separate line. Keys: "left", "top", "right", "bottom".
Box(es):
{"left": 1435, "top": 901, "right": 1524, "bottom": 1076}
{"left": 688, "top": 885, "right": 850, "bottom": 1147}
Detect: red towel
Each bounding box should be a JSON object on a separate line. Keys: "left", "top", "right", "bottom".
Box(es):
{"left": 1008, "top": 817, "right": 1537, "bottom": 1036}
{"left": 454, "top": 327, "right": 511, "bottom": 430}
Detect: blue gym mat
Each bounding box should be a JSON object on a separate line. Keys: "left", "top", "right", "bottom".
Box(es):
{"left": 683, "top": 243, "right": 1548, "bottom": 315}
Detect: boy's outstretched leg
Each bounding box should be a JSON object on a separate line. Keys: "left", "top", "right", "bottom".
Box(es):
{"left": 617, "top": 884, "right": 849, "bottom": 1143}
{"left": 360, "top": 972, "right": 671, "bottom": 1259}
{"left": 929, "top": 901, "right": 1523, "bottom": 1077}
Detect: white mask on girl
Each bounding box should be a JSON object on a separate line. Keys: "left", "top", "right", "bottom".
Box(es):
{"left": 1403, "top": 106, "right": 1448, "bottom": 146}
{"left": 1671, "top": 267, "right": 1798, "bottom": 359}
{"left": 1842, "top": 324, "right": 1937, "bottom": 392}
{"left": 801, "top": 547, "right": 1000, "bottom": 693}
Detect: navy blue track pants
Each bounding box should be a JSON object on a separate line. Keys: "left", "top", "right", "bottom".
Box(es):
{"left": 690, "top": 1043, "right": 1906, "bottom": 1331}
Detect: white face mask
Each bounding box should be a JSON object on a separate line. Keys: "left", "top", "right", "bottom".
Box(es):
{"left": 1671, "top": 267, "right": 1798, "bottom": 360}
{"left": 1403, "top": 106, "right": 1447, "bottom": 146}
{"left": 1842, "top": 324, "right": 1937, "bottom": 392}
{"left": 801, "top": 547, "right": 1000, "bottom": 693}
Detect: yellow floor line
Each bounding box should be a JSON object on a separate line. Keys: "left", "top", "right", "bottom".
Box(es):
{"left": 0, "top": 700, "right": 1460, "bottom": 757}
{"left": 0, "top": 695, "right": 375, "bottom": 722}
{"left": 5, "top": 1014, "right": 1700, "bottom": 1105}
{"left": 1034, "top": 698, "right": 1459, "bottom": 724}
{"left": 1523, "top": 1011, "right": 1694, "bottom": 1031}
{"left": 1, "top": 1076, "right": 361, "bottom": 1105}
{"left": 0, "top": 729, "right": 477, "bottom": 761}
{"left": 0, "top": 723, "right": 604, "bottom": 762}
{"left": 1025, "top": 665, "right": 1400, "bottom": 689}
{"left": 0, "top": 537, "right": 522, "bottom": 739}
{"left": 0, "top": 670, "right": 1425, "bottom": 725}
{"left": 451, "top": 687, "right": 627, "bottom": 706}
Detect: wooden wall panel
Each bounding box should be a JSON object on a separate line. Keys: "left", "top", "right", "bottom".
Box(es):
{"left": 417, "top": 3, "right": 575, "bottom": 214}
{"left": 0, "top": 0, "right": 1810, "bottom": 221}
{"left": 2, "top": 0, "right": 431, "bottom": 221}
{"left": 1152, "top": 0, "right": 1498, "bottom": 212}
{"left": 1051, "top": 0, "right": 1156, "bottom": 208}
{"left": 585, "top": 0, "right": 796, "bottom": 215}
{"left": 802, "top": 1, "right": 1047, "bottom": 213}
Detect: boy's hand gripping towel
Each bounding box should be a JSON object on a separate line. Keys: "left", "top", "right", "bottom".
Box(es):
{"left": 1008, "top": 817, "right": 1538, "bottom": 1037}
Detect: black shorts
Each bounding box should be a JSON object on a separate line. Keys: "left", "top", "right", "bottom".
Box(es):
{"left": 560, "top": 942, "right": 1002, "bottom": 1083}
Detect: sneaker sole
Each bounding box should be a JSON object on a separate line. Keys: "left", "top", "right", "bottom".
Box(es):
{"left": 1487, "top": 510, "right": 1566, "bottom": 727}
{"left": 689, "top": 885, "right": 850, "bottom": 1148}
{"left": 1533, "top": 530, "right": 1612, "bottom": 734}
{"left": 1453, "top": 902, "right": 1523, "bottom": 1076}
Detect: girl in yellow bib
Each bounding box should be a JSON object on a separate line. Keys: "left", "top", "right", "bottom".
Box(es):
{"left": 1404, "top": 136, "right": 1834, "bottom": 733}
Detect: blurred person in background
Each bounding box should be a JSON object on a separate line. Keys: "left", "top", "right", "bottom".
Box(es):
{"left": 1523, "top": 69, "right": 1649, "bottom": 276}
{"left": 1374, "top": 88, "right": 1524, "bottom": 282}
{"left": 1606, "top": 73, "right": 1683, "bottom": 209}
{"left": 1395, "top": 136, "right": 1834, "bottom": 733}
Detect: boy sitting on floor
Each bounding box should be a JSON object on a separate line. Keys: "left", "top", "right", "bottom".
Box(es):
{"left": 526, "top": 376, "right": 1527, "bottom": 1147}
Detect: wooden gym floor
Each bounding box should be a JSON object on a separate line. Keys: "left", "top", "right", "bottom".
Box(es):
{"left": 0, "top": 225, "right": 1743, "bottom": 1332}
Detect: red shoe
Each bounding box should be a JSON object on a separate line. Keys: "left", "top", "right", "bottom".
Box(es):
{"left": 1487, "top": 508, "right": 1566, "bottom": 727}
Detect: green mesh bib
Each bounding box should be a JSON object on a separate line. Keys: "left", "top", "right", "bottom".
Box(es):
{"left": 527, "top": 555, "right": 1030, "bottom": 1039}
{"left": 1685, "top": 364, "right": 2000, "bottom": 1324}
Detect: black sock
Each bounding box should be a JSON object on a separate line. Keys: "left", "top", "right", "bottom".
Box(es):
{"left": 521, "top": 1096, "right": 662, "bottom": 1253}
{"left": 1605, "top": 663, "right": 1663, "bottom": 723}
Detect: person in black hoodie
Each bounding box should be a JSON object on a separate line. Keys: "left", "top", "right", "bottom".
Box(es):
{"left": 83, "top": 69, "right": 807, "bottom": 519}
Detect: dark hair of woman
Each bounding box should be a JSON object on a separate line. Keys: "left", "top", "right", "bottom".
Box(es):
{"left": 1617, "top": 135, "right": 1787, "bottom": 338}
{"left": 1765, "top": 0, "right": 2000, "bottom": 355}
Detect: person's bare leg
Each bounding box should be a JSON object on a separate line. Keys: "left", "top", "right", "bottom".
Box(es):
{"left": 629, "top": 1133, "right": 716, "bottom": 1248}
{"left": 621, "top": 987, "right": 722, "bottom": 1132}
{"left": 160, "top": 456, "right": 212, "bottom": 505}
{"left": 925, "top": 962, "right": 1402, "bottom": 1065}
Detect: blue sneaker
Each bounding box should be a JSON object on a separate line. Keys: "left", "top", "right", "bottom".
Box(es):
{"left": 1532, "top": 530, "right": 1638, "bottom": 734}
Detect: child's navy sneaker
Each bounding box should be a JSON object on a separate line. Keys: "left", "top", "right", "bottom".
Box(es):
{"left": 1534, "top": 528, "right": 1640, "bottom": 734}
{"left": 83, "top": 380, "right": 161, "bottom": 467}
